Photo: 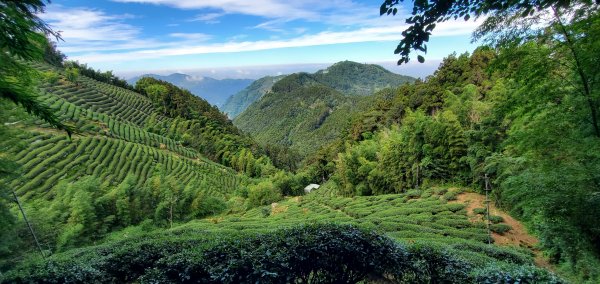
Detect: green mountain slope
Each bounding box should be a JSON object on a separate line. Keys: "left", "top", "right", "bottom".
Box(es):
{"left": 233, "top": 83, "right": 367, "bottom": 160}
{"left": 221, "top": 75, "right": 284, "bottom": 118}
{"left": 223, "top": 61, "right": 415, "bottom": 119}
{"left": 232, "top": 62, "right": 414, "bottom": 161}
{"left": 312, "top": 60, "right": 415, "bottom": 96}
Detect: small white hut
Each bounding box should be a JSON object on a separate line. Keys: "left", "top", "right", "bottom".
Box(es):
{"left": 304, "top": 183, "right": 320, "bottom": 194}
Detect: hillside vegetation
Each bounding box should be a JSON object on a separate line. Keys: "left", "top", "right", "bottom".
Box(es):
{"left": 1, "top": 0, "right": 599, "bottom": 283}
{"left": 233, "top": 62, "right": 414, "bottom": 163}
{"left": 3, "top": 188, "right": 562, "bottom": 283}
{"left": 225, "top": 61, "right": 414, "bottom": 120}
{"left": 0, "top": 60, "right": 277, "bottom": 266}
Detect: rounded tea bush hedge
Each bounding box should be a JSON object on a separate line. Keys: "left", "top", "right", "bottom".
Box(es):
{"left": 2, "top": 224, "right": 563, "bottom": 283}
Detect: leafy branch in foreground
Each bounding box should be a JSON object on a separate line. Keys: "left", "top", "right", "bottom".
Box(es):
{"left": 380, "top": 0, "right": 598, "bottom": 64}
{"left": 0, "top": 0, "right": 72, "bottom": 134}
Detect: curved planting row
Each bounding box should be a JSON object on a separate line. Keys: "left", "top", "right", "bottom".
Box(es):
{"left": 38, "top": 77, "right": 154, "bottom": 127}
{"left": 33, "top": 94, "right": 198, "bottom": 159}
{"left": 189, "top": 190, "right": 528, "bottom": 269}
{"left": 6, "top": 131, "right": 238, "bottom": 200}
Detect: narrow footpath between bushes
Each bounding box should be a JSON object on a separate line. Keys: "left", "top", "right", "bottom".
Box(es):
{"left": 450, "top": 191, "right": 553, "bottom": 270}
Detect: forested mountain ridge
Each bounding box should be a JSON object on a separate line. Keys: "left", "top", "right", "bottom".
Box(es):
{"left": 223, "top": 61, "right": 415, "bottom": 119}
{"left": 235, "top": 84, "right": 356, "bottom": 160}
{"left": 311, "top": 60, "right": 415, "bottom": 96}
{"left": 232, "top": 61, "right": 415, "bottom": 163}
{"left": 221, "top": 75, "right": 284, "bottom": 118}
{"left": 128, "top": 73, "right": 253, "bottom": 108}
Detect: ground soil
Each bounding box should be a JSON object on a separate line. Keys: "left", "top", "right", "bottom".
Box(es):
{"left": 451, "top": 191, "right": 552, "bottom": 269}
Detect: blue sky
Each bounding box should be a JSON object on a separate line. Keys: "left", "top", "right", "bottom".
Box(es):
{"left": 41, "top": 0, "right": 482, "bottom": 79}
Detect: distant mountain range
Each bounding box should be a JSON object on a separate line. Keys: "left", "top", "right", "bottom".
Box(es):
{"left": 233, "top": 61, "right": 416, "bottom": 159}
{"left": 127, "top": 73, "right": 253, "bottom": 107}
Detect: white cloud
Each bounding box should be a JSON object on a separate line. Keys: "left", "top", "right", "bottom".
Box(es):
{"left": 189, "top": 12, "right": 225, "bottom": 24}
{"left": 70, "top": 18, "right": 483, "bottom": 64}
{"left": 42, "top": 6, "right": 139, "bottom": 42}
{"left": 169, "top": 33, "right": 212, "bottom": 41}
{"left": 45, "top": 1, "right": 482, "bottom": 69}
{"left": 112, "top": 0, "right": 383, "bottom": 28}
{"left": 41, "top": 6, "right": 218, "bottom": 54}
{"left": 112, "top": 0, "right": 317, "bottom": 19}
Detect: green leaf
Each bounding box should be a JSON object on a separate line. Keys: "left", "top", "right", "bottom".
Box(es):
{"left": 417, "top": 55, "right": 425, "bottom": 63}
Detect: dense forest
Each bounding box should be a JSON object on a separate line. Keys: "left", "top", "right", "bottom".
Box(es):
{"left": 1, "top": 0, "right": 599, "bottom": 283}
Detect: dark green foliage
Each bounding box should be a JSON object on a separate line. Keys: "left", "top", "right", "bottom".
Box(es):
{"left": 473, "top": 264, "right": 564, "bottom": 284}
{"left": 312, "top": 61, "right": 415, "bottom": 96}
{"left": 43, "top": 40, "right": 65, "bottom": 67}
{"left": 335, "top": 109, "right": 469, "bottom": 195}
{"left": 473, "top": 208, "right": 487, "bottom": 215}
{"left": 489, "top": 215, "right": 504, "bottom": 224}
{"left": 0, "top": 0, "right": 71, "bottom": 134}
{"left": 443, "top": 191, "right": 458, "bottom": 201}
{"left": 247, "top": 180, "right": 282, "bottom": 208}
{"left": 2, "top": 224, "right": 561, "bottom": 284}
{"left": 190, "top": 195, "right": 227, "bottom": 219}
{"left": 490, "top": 224, "right": 512, "bottom": 235}
{"left": 135, "top": 76, "right": 227, "bottom": 123}
{"left": 380, "top": 0, "right": 587, "bottom": 64}
{"left": 65, "top": 61, "right": 134, "bottom": 91}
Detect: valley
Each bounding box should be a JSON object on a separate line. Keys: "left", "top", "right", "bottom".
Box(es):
{"left": 1, "top": 0, "right": 599, "bottom": 283}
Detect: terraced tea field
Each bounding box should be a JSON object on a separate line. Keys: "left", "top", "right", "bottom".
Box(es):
{"left": 1, "top": 62, "right": 239, "bottom": 200}
{"left": 169, "top": 187, "right": 535, "bottom": 266}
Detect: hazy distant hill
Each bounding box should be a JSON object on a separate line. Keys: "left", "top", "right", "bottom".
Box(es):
{"left": 128, "top": 73, "right": 253, "bottom": 107}
{"left": 221, "top": 75, "right": 285, "bottom": 118}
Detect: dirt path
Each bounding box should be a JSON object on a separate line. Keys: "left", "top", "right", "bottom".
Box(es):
{"left": 451, "top": 192, "right": 552, "bottom": 269}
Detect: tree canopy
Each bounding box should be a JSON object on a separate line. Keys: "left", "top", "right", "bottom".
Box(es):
{"left": 380, "top": 0, "right": 600, "bottom": 64}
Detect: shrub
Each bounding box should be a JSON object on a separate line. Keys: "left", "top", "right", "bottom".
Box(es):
{"left": 43, "top": 71, "right": 60, "bottom": 84}
{"left": 406, "top": 189, "right": 423, "bottom": 199}
{"left": 473, "top": 208, "right": 487, "bottom": 215}
{"left": 261, "top": 206, "right": 271, "bottom": 217}
{"left": 488, "top": 215, "right": 504, "bottom": 224}
{"left": 473, "top": 264, "right": 565, "bottom": 283}
{"left": 247, "top": 180, "right": 282, "bottom": 208}
{"left": 491, "top": 224, "right": 512, "bottom": 234}
{"left": 443, "top": 191, "right": 458, "bottom": 201}
{"left": 3, "top": 224, "right": 561, "bottom": 284}
{"left": 192, "top": 196, "right": 227, "bottom": 218}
